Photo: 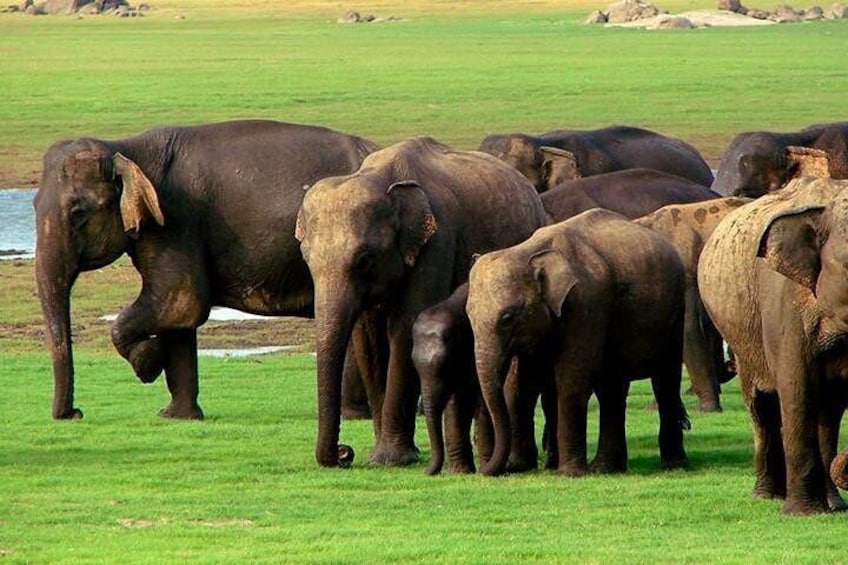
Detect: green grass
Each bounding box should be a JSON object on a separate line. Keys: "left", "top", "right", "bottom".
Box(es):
{"left": 3, "top": 350, "right": 848, "bottom": 564}
{"left": 4, "top": 2, "right": 848, "bottom": 562}
{"left": 1, "top": 2, "right": 847, "bottom": 184}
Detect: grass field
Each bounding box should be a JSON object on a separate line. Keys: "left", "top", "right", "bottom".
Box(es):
{"left": 3, "top": 1, "right": 848, "bottom": 563}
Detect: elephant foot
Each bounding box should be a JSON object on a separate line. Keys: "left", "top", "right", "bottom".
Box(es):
{"left": 557, "top": 460, "right": 590, "bottom": 477}
{"left": 128, "top": 339, "right": 165, "bottom": 383}
{"left": 590, "top": 455, "right": 628, "bottom": 474}
{"left": 341, "top": 405, "right": 372, "bottom": 420}
{"left": 506, "top": 455, "right": 539, "bottom": 474}
{"left": 369, "top": 442, "right": 420, "bottom": 467}
{"left": 827, "top": 491, "right": 847, "bottom": 512}
{"left": 159, "top": 401, "right": 204, "bottom": 420}
{"left": 753, "top": 476, "right": 786, "bottom": 500}
{"left": 697, "top": 399, "right": 722, "bottom": 413}
{"left": 54, "top": 407, "right": 84, "bottom": 420}
{"left": 660, "top": 452, "right": 688, "bottom": 470}
{"left": 781, "top": 496, "right": 828, "bottom": 515}
{"left": 447, "top": 461, "right": 476, "bottom": 474}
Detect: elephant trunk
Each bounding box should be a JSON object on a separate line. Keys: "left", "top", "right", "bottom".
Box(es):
{"left": 34, "top": 226, "right": 81, "bottom": 420}
{"left": 313, "top": 282, "right": 361, "bottom": 467}
{"left": 421, "top": 388, "right": 447, "bottom": 476}
{"left": 476, "top": 350, "right": 512, "bottom": 477}
{"left": 830, "top": 447, "right": 848, "bottom": 490}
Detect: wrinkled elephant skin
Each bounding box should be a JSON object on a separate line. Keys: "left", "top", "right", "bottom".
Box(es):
{"left": 296, "top": 136, "right": 549, "bottom": 468}
{"left": 467, "top": 209, "right": 690, "bottom": 477}
{"left": 34, "top": 120, "right": 377, "bottom": 422}
{"left": 479, "top": 125, "right": 714, "bottom": 192}
{"left": 699, "top": 176, "right": 848, "bottom": 514}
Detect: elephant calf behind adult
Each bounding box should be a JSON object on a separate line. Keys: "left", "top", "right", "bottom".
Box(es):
{"left": 634, "top": 197, "right": 749, "bottom": 412}
{"left": 699, "top": 176, "right": 848, "bottom": 514}
{"left": 34, "top": 119, "right": 377, "bottom": 421}
{"left": 295, "top": 136, "right": 549, "bottom": 468}
{"left": 540, "top": 168, "right": 721, "bottom": 222}
{"left": 479, "top": 125, "right": 714, "bottom": 192}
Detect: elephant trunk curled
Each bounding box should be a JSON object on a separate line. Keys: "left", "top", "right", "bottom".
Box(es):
{"left": 830, "top": 447, "right": 848, "bottom": 490}
{"left": 313, "top": 283, "right": 361, "bottom": 467}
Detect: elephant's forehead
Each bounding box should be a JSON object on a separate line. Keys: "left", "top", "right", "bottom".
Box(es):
{"left": 305, "top": 180, "right": 387, "bottom": 217}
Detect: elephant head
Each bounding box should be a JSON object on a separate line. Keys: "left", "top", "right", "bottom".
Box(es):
{"left": 466, "top": 247, "right": 573, "bottom": 476}
{"left": 478, "top": 134, "right": 547, "bottom": 192}
{"left": 540, "top": 146, "right": 581, "bottom": 190}
{"left": 34, "top": 139, "right": 164, "bottom": 419}
{"left": 295, "top": 173, "right": 438, "bottom": 467}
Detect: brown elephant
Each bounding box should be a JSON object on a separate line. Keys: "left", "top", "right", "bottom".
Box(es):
{"left": 540, "top": 168, "right": 721, "bottom": 221}
{"left": 34, "top": 120, "right": 378, "bottom": 422}
{"left": 466, "top": 209, "right": 690, "bottom": 477}
{"left": 711, "top": 122, "right": 848, "bottom": 197}
{"left": 295, "top": 136, "right": 550, "bottom": 468}
{"left": 478, "top": 125, "right": 714, "bottom": 192}
{"left": 699, "top": 176, "right": 848, "bottom": 514}
{"left": 634, "top": 197, "right": 750, "bottom": 411}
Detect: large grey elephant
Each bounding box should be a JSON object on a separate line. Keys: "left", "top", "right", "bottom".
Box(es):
{"left": 295, "top": 137, "right": 550, "bottom": 468}
{"left": 34, "top": 119, "right": 377, "bottom": 423}
{"left": 711, "top": 122, "right": 848, "bottom": 197}
{"left": 540, "top": 168, "right": 721, "bottom": 221}
{"left": 634, "top": 197, "right": 750, "bottom": 412}
{"left": 466, "top": 209, "right": 690, "bottom": 477}
{"left": 478, "top": 125, "right": 714, "bottom": 192}
{"left": 699, "top": 176, "right": 848, "bottom": 514}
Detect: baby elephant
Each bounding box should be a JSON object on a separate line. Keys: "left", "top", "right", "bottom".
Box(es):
{"left": 467, "top": 209, "right": 690, "bottom": 477}
{"left": 413, "top": 284, "right": 552, "bottom": 475}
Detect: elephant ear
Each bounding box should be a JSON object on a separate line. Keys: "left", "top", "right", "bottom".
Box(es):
{"left": 757, "top": 206, "right": 824, "bottom": 292}
{"left": 387, "top": 180, "right": 438, "bottom": 267}
{"left": 112, "top": 152, "right": 164, "bottom": 237}
{"left": 529, "top": 249, "right": 577, "bottom": 317}
{"left": 786, "top": 146, "right": 831, "bottom": 180}
{"left": 540, "top": 146, "right": 581, "bottom": 190}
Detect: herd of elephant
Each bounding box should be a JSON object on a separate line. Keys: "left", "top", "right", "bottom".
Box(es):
{"left": 32, "top": 119, "right": 848, "bottom": 515}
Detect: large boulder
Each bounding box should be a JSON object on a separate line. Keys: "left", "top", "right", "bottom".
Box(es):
{"left": 648, "top": 14, "right": 695, "bottom": 27}
{"left": 717, "top": 0, "right": 748, "bottom": 13}
{"left": 831, "top": 2, "right": 848, "bottom": 17}
{"left": 606, "top": 0, "right": 664, "bottom": 23}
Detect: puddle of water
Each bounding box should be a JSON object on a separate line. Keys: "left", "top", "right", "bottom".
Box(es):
{"left": 100, "top": 307, "right": 280, "bottom": 323}
{"left": 0, "top": 189, "right": 36, "bottom": 260}
{"left": 198, "top": 345, "right": 295, "bottom": 358}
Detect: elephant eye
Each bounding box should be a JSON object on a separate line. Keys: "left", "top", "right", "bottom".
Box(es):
{"left": 498, "top": 307, "right": 520, "bottom": 327}
{"left": 352, "top": 248, "right": 377, "bottom": 273}
{"left": 69, "top": 205, "right": 89, "bottom": 229}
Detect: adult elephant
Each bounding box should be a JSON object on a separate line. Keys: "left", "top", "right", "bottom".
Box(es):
{"left": 478, "top": 125, "right": 714, "bottom": 192}
{"left": 711, "top": 122, "right": 848, "bottom": 197}
{"left": 699, "top": 176, "right": 848, "bottom": 514}
{"left": 540, "top": 168, "right": 721, "bottom": 221}
{"left": 466, "top": 209, "right": 690, "bottom": 477}
{"left": 634, "top": 197, "right": 750, "bottom": 412}
{"left": 35, "top": 119, "right": 378, "bottom": 423}
{"left": 295, "top": 136, "right": 550, "bottom": 468}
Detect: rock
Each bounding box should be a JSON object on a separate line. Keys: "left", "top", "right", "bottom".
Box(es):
{"left": 338, "top": 10, "right": 375, "bottom": 23}
{"left": 770, "top": 5, "right": 801, "bottom": 21}
{"left": 583, "top": 9, "right": 608, "bottom": 23}
{"left": 648, "top": 14, "right": 695, "bottom": 27}
{"left": 800, "top": 5, "right": 825, "bottom": 18}
{"left": 606, "top": 0, "right": 664, "bottom": 23}
{"left": 747, "top": 8, "right": 771, "bottom": 18}
{"left": 830, "top": 2, "right": 848, "bottom": 17}
{"left": 717, "top": 0, "right": 748, "bottom": 13}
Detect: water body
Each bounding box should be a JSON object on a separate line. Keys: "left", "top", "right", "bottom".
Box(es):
{"left": 0, "top": 189, "right": 36, "bottom": 260}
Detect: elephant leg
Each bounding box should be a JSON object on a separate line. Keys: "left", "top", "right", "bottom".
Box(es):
{"left": 651, "top": 361, "right": 688, "bottom": 470}
{"left": 819, "top": 394, "right": 847, "bottom": 511}
{"left": 779, "top": 386, "right": 829, "bottom": 515}
{"left": 351, "top": 309, "right": 388, "bottom": 437}
{"left": 555, "top": 376, "right": 592, "bottom": 477}
{"left": 369, "top": 327, "right": 420, "bottom": 466}
{"left": 750, "top": 390, "right": 787, "bottom": 500}
{"left": 682, "top": 293, "right": 722, "bottom": 413}
{"left": 540, "top": 384, "right": 558, "bottom": 470}
{"left": 474, "top": 401, "right": 494, "bottom": 469}
{"left": 591, "top": 376, "right": 629, "bottom": 474}
{"left": 341, "top": 347, "right": 371, "bottom": 421}
{"left": 111, "top": 298, "right": 167, "bottom": 384}
{"left": 445, "top": 396, "right": 475, "bottom": 474}
{"left": 159, "top": 329, "right": 203, "bottom": 420}
{"left": 506, "top": 357, "right": 540, "bottom": 473}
